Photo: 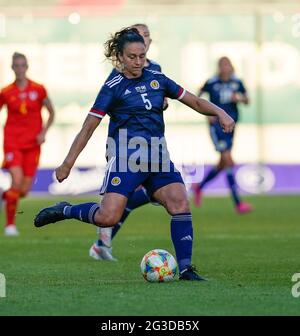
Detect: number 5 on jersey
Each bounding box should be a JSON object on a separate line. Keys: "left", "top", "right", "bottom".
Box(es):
{"left": 141, "top": 93, "right": 152, "bottom": 110}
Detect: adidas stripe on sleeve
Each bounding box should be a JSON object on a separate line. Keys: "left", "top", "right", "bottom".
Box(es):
{"left": 89, "top": 75, "right": 123, "bottom": 119}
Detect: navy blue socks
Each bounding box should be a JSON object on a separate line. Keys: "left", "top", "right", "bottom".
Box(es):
{"left": 225, "top": 167, "right": 241, "bottom": 206}
{"left": 199, "top": 167, "right": 220, "bottom": 189}
{"left": 64, "top": 202, "right": 100, "bottom": 224}
{"left": 171, "top": 213, "right": 193, "bottom": 273}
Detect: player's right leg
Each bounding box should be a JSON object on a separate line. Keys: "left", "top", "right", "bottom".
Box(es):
{"left": 2, "top": 151, "right": 24, "bottom": 236}
{"left": 34, "top": 192, "right": 127, "bottom": 228}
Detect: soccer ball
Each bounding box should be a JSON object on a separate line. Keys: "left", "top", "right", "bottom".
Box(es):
{"left": 140, "top": 249, "right": 177, "bottom": 282}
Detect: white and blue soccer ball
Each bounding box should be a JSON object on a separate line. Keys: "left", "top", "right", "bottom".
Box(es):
{"left": 140, "top": 249, "right": 177, "bottom": 282}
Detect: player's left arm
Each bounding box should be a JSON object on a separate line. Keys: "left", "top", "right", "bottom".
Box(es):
{"left": 37, "top": 97, "right": 55, "bottom": 145}
{"left": 180, "top": 90, "right": 235, "bottom": 133}
{"left": 163, "top": 98, "right": 169, "bottom": 111}
{"left": 164, "top": 75, "right": 234, "bottom": 132}
{"left": 197, "top": 81, "right": 216, "bottom": 124}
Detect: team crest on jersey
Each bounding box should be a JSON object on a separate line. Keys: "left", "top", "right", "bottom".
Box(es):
{"left": 218, "top": 140, "right": 227, "bottom": 151}
{"left": 111, "top": 176, "right": 121, "bottom": 186}
{"left": 135, "top": 85, "right": 147, "bottom": 93}
{"left": 29, "top": 91, "right": 38, "bottom": 101}
{"left": 150, "top": 80, "right": 160, "bottom": 90}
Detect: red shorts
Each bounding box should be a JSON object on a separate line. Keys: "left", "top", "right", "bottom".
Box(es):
{"left": 2, "top": 146, "right": 41, "bottom": 177}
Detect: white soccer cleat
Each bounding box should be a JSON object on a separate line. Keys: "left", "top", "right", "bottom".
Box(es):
{"left": 89, "top": 243, "right": 117, "bottom": 261}
{"left": 89, "top": 243, "right": 103, "bottom": 260}
{"left": 4, "top": 225, "right": 20, "bottom": 236}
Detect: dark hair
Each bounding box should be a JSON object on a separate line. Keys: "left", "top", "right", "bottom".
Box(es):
{"left": 104, "top": 27, "right": 145, "bottom": 69}
{"left": 12, "top": 52, "right": 27, "bottom": 64}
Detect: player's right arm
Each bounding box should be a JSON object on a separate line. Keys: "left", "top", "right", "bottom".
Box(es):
{"left": 56, "top": 81, "right": 113, "bottom": 183}
{"left": 55, "top": 115, "right": 102, "bottom": 182}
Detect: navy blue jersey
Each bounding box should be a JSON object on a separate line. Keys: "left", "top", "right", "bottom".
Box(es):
{"left": 144, "top": 59, "right": 162, "bottom": 72}
{"left": 89, "top": 68, "right": 185, "bottom": 161}
{"left": 201, "top": 76, "right": 247, "bottom": 122}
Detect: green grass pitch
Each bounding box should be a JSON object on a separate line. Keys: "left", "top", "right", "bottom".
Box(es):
{"left": 0, "top": 194, "right": 299, "bottom": 316}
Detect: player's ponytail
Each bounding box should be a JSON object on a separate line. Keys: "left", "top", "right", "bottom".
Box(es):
{"left": 104, "top": 27, "right": 145, "bottom": 70}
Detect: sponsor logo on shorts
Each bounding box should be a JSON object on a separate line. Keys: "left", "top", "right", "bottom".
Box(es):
{"left": 218, "top": 140, "right": 227, "bottom": 150}
{"left": 111, "top": 176, "right": 121, "bottom": 186}
{"left": 150, "top": 80, "right": 160, "bottom": 89}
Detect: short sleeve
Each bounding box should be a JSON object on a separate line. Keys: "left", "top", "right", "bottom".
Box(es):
{"left": 164, "top": 75, "right": 186, "bottom": 100}
{"left": 40, "top": 85, "right": 48, "bottom": 101}
{"left": 89, "top": 84, "right": 114, "bottom": 119}
{"left": 156, "top": 64, "right": 162, "bottom": 72}
{"left": 238, "top": 80, "right": 247, "bottom": 94}
{"left": 200, "top": 80, "right": 210, "bottom": 93}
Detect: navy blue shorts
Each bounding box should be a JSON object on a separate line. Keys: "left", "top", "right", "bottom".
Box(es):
{"left": 209, "top": 123, "right": 234, "bottom": 152}
{"left": 99, "top": 157, "right": 184, "bottom": 198}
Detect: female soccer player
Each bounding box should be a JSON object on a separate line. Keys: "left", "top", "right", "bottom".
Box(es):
{"left": 0, "top": 52, "right": 55, "bottom": 236}
{"left": 89, "top": 23, "right": 166, "bottom": 261}
{"left": 192, "top": 57, "right": 252, "bottom": 214}
{"left": 34, "top": 27, "right": 234, "bottom": 281}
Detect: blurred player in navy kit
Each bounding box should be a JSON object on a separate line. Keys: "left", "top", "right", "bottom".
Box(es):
{"left": 34, "top": 27, "right": 235, "bottom": 281}
{"left": 89, "top": 23, "right": 168, "bottom": 261}
{"left": 192, "top": 57, "right": 252, "bottom": 214}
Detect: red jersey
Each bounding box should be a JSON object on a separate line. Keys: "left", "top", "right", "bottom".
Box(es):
{"left": 0, "top": 79, "right": 47, "bottom": 150}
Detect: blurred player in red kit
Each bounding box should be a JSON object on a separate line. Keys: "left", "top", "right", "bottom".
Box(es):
{"left": 0, "top": 52, "right": 55, "bottom": 236}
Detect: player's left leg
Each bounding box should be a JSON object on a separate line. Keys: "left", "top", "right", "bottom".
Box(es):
{"left": 153, "top": 182, "right": 205, "bottom": 281}
{"left": 222, "top": 150, "right": 252, "bottom": 214}
{"left": 147, "top": 162, "right": 206, "bottom": 281}
{"left": 19, "top": 177, "right": 34, "bottom": 198}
